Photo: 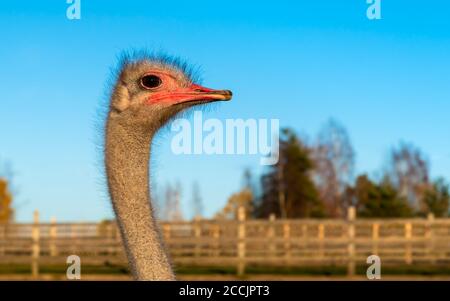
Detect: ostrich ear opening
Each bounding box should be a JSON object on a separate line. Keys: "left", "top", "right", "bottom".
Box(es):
{"left": 111, "top": 85, "right": 131, "bottom": 112}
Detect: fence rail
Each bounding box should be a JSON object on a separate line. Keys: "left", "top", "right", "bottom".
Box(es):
{"left": 1, "top": 208, "right": 450, "bottom": 276}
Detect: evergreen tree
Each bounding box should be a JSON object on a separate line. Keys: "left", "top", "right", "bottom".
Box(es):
{"left": 422, "top": 178, "right": 450, "bottom": 217}
{"left": 256, "top": 128, "right": 324, "bottom": 218}
{"left": 347, "top": 175, "right": 413, "bottom": 218}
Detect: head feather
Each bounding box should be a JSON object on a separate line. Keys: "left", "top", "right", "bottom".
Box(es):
{"left": 114, "top": 49, "right": 202, "bottom": 84}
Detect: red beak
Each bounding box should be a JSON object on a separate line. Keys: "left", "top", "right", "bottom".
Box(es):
{"left": 147, "top": 84, "right": 232, "bottom": 105}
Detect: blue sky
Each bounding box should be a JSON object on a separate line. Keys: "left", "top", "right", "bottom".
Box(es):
{"left": 1, "top": 1, "right": 450, "bottom": 222}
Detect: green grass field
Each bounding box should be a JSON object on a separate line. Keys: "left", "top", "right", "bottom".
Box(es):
{"left": 2, "top": 264, "right": 450, "bottom": 277}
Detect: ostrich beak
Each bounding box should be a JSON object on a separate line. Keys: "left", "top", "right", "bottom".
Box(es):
{"left": 186, "top": 84, "right": 233, "bottom": 102}
{"left": 146, "top": 84, "right": 232, "bottom": 105}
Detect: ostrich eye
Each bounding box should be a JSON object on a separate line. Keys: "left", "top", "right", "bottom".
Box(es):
{"left": 140, "top": 75, "right": 162, "bottom": 89}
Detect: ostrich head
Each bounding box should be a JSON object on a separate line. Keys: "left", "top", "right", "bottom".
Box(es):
{"left": 109, "top": 55, "right": 232, "bottom": 130}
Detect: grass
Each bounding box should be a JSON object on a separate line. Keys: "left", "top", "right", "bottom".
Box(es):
{"left": 2, "top": 264, "right": 450, "bottom": 276}
{"left": 177, "top": 264, "right": 450, "bottom": 276}
{"left": 0, "top": 264, "right": 129, "bottom": 275}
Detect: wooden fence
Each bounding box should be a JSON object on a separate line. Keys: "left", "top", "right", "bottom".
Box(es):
{"left": 1, "top": 207, "right": 450, "bottom": 277}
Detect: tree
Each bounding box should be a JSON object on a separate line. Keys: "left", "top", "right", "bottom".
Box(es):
{"left": 241, "top": 168, "right": 259, "bottom": 218}
{"left": 172, "top": 181, "right": 184, "bottom": 221}
{"left": 191, "top": 182, "right": 204, "bottom": 219}
{"left": 422, "top": 178, "right": 449, "bottom": 217}
{"left": 0, "top": 178, "right": 13, "bottom": 223}
{"left": 162, "top": 182, "right": 184, "bottom": 221}
{"left": 152, "top": 181, "right": 164, "bottom": 220}
{"left": 256, "top": 128, "right": 324, "bottom": 218}
{"left": 0, "top": 159, "right": 15, "bottom": 223}
{"left": 242, "top": 168, "right": 257, "bottom": 196}
{"left": 213, "top": 168, "right": 260, "bottom": 221}
{"left": 312, "top": 119, "right": 355, "bottom": 217}
{"left": 347, "top": 174, "right": 413, "bottom": 218}
{"left": 215, "top": 188, "right": 253, "bottom": 220}
{"left": 385, "top": 142, "right": 429, "bottom": 211}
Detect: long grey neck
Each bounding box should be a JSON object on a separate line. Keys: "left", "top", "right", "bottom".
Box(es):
{"left": 105, "top": 118, "right": 174, "bottom": 280}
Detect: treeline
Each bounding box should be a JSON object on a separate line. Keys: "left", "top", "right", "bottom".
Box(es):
{"left": 240, "top": 119, "right": 449, "bottom": 219}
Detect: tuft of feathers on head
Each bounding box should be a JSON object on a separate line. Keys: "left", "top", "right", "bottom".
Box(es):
{"left": 115, "top": 49, "right": 201, "bottom": 85}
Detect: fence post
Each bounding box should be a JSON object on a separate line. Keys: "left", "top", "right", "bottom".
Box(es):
{"left": 109, "top": 221, "right": 120, "bottom": 255}
{"left": 194, "top": 217, "right": 201, "bottom": 258}
{"left": 268, "top": 214, "right": 276, "bottom": 258}
{"left": 106, "top": 222, "right": 114, "bottom": 256}
{"left": 347, "top": 206, "right": 356, "bottom": 277}
{"left": 49, "top": 217, "right": 57, "bottom": 257}
{"left": 213, "top": 223, "right": 220, "bottom": 257}
{"left": 237, "top": 206, "right": 246, "bottom": 276}
{"left": 372, "top": 223, "right": 379, "bottom": 255}
{"left": 163, "top": 223, "right": 171, "bottom": 257}
{"left": 31, "top": 210, "right": 40, "bottom": 278}
{"left": 301, "top": 224, "right": 308, "bottom": 255}
{"left": 426, "top": 213, "right": 435, "bottom": 264}
{"left": 405, "top": 222, "right": 413, "bottom": 264}
{"left": 318, "top": 223, "right": 325, "bottom": 260}
{"left": 283, "top": 222, "right": 291, "bottom": 260}
{"left": 0, "top": 223, "right": 5, "bottom": 256}
{"left": 163, "top": 224, "right": 171, "bottom": 240}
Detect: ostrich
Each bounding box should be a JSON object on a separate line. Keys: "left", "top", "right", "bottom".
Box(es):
{"left": 104, "top": 52, "right": 232, "bottom": 280}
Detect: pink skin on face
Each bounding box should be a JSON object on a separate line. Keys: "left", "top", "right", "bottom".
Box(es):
{"left": 143, "top": 71, "right": 232, "bottom": 105}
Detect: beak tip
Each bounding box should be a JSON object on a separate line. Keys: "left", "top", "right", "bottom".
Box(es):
{"left": 224, "top": 90, "right": 233, "bottom": 100}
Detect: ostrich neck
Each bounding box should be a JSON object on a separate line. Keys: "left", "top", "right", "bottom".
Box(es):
{"left": 105, "top": 118, "right": 174, "bottom": 280}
